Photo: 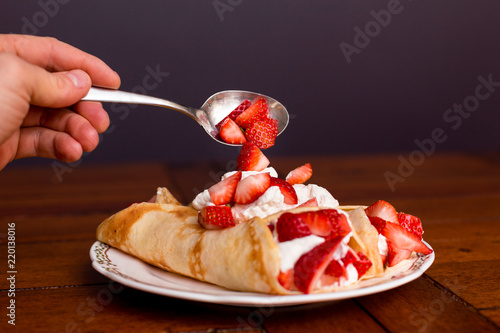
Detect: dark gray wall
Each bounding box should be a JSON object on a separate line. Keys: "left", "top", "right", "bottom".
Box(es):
{"left": 2, "top": 0, "right": 500, "bottom": 167}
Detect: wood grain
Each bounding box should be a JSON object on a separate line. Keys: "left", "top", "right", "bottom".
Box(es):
{"left": 1, "top": 153, "right": 500, "bottom": 332}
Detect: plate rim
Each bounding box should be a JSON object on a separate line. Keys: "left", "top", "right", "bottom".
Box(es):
{"left": 90, "top": 240, "right": 434, "bottom": 307}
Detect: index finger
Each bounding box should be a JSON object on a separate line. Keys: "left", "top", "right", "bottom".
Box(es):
{"left": 0, "top": 34, "right": 121, "bottom": 89}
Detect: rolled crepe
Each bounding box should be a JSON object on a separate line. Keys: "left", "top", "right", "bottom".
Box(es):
{"left": 96, "top": 191, "right": 374, "bottom": 294}
{"left": 96, "top": 202, "right": 290, "bottom": 294}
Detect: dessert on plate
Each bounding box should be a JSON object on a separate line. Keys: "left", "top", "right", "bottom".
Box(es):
{"left": 96, "top": 142, "right": 433, "bottom": 294}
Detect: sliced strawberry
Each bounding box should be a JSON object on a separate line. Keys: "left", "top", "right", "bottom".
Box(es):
{"left": 285, "top": 163, "right": 312, "bottom": 185}
{"left": 215, "top": 99, "right": 251, "bottom": 130}
{"left": 297, "top": 209, "right": 351, "bottom": 239}
{"left": 270, "top": 177, "right": 298, "bottom": 205}
{"left": 294, "top": 237, "right": 343, "bottom": 294}
{"left": 296, "top": 211, "right": 331, "bottom": 237}
{"left": 365, "top": 200, "right": 398, "bottom": 223}
{"left": 298, "top": 197, "right": 318, "bottom": 207}
{"left": 398, "top": 212, "right": 423, "bottom": 239}
{"left": 382, "top": 222, "right": 433, "bottom": 255}
{"left": 324, "top": 259, "right": 345, "bottom": 278}
{"left": 276, "top": 212, "right": 312, "bottom": 242}
{"left": 236, "top": 142, "right": 270, "bottom": 171}
{"left": 219, "top": 118, "right": 247, "bottom": 144}
{"left": 245, "top": 118, "right": 278, "bottom": 149}
{"left": 277, "top": 269, "right": 294, "bottom": 290}
{"left": 353, "top": 252, "right": 372, "bottom": 277}
{"left": 368, "top": 216, "right": 387, "bottom": 234}
{"left": 235, "top": 98, "right": 269, "bottom": 129}
{"left": 198, "top": 205, "right": 235, "bottom": 229}
{"left": 208, "top": 171, "right": 242, "bottom": 205}
{"left": 386, "top": 242, "right": 412, "bottom": 267}
{"left": 234, "top": 173, "right": 271, "bottom": 204}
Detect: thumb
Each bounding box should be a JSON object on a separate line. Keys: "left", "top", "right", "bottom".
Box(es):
{"left": 29, "top": 68, "right": 92, "bottom": 108}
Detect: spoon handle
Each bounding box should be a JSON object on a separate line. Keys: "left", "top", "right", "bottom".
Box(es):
{"left": 82, "top": 87, "right": 196, "bottom": 119}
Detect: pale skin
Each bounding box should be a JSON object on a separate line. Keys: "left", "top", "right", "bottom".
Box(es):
{"left": 0, "top": 34, "right": 121, "bottom": 171}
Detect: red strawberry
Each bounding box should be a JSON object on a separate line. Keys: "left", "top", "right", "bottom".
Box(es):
{"left": 386, "top": 242, "right": 412, "bottom": 267}
{"left": 285, "top": 163, "right": 312, "bottom": 185}
{"left": 277, "top": 269, "right": 294, "bottom": 290}
{"left": 208, "top": 171, "right": 242, "bottom": 205}
{"left": 298, "top": 197, "right": 318, "bottom": 207}
{"left": 294, "top": 237, "right": 343, "bottom": 294}
{"left": 381, "top": 222, "right": 433, "bottom": 255}
{"left": 270, "top": 177, "right": 298, "bottom": 205}
{"left": 198, "top": 206, "right": 235, "bottom": 229}
{"left": 398, "top": 212, "right": 423, "bottom": 239}
{"left": 234, "top": 173, "right": 271, "bottom": 204}
{"left": 365, "top": 200, "right": 398, "bottom": 223}
{"left": 276, "top": 212, "right": 312, "bottom": 242}
{"left": 236, "top": 142, "right": 270, "bottom": 171}
{"left": 219, "top": 118, "right": 247, "bottom": 144}
{"left": 368, "top": 216, "right": 387, "bottom": 234}
{"left": 353, "top": 252, "right": 372, "bottom": 277}
{"left": 324, "top": 258, "right": 345, "bottom": 278}
{"left": 235, "top": 98, "right": 269, "bottom": 129}
{"left": 296, "top": 211, "right": 332, "bottom": 237}
{"left": 245, "top": 118, "right": 278, "bottom": 149}
{"left": 297, "top": 209, "right": 351, "bottom": 239}
{"left": 215, "top": 99, "right": 251, "bottom": 130}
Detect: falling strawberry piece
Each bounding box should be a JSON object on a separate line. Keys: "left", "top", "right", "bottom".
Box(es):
{"left": 219, "top": 118, "right": 247, "bottom": 144}
{"left": 234, "top": 172, "right": 271, "bottom": 204}
{"left": 215, "top": 99, "right": 252, "bottom": 131}
{"left": 294, "top": 237, "right": 343, "bottom": 294}
{"left": 236, "top": 142, "right": 270, "bottom": 171}
{"left": 198, "top": 205, "right": 235, "bottom": 229}
{"left": 270, "top": 177, "right": 298, "bottom": 205}
{"left": 298, "top": 197, "right": 318, "bottom": 207}
{"left": 398, "top": 212, "right": 423, "bottom": 239}
{"left": 276, "top": 212, "right": 312, "bottom": 242}
{"left": 285, "top": 163, "right": 312, "bottom": 185}
{"left": 245, "top": 118, "right": 278, "bottom": 149}
{"left": 235, "top": 98, "right": 269, "bottom": 129}
{"left": 365, "top": 200, "right": 399, "bottom": 223}
{"left": 208, "top": 171, "right": 242, "bottom": 205}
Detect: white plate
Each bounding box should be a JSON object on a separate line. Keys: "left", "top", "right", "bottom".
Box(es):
{"left": 90, "top": 240, "right": 434, "bottom": 307}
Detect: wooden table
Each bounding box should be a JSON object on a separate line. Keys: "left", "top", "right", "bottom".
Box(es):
{"left": 1, "top": 152, "right": 499, "bottom": 332}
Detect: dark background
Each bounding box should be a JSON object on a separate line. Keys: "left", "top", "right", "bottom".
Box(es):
{"left": 2, "top": 0, "right": 500, "bottom": 168}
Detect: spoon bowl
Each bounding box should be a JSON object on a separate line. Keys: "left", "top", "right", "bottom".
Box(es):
{"left": 82, "top": 87, "right": 289, "bottom": 146}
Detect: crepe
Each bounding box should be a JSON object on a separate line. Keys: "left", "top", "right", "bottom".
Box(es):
{"left": 97, "top": 199, "right": 290, "bottom": 294}
{"left": 96, "top": 189, "right": 377, "bottom": 294}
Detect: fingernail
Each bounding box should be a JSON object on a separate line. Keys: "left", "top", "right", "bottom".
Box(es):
{"left": 66, "top": 70, "right": 90, "bottom": 89}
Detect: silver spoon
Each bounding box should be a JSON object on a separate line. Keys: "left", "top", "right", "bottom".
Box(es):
{"left": 81, "top": 87, "right": 289, "bottom": 146}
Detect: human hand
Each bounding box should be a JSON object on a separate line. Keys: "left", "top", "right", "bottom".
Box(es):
{"left": 0, "top": 34, "right": 121, "bottom": 170}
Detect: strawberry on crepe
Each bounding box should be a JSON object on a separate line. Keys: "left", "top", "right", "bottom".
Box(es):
{"left": 344, "top": 200, "right": 433, "bottom": 278}
{"left": 191, "top": 142, "right": 339, "bottom": 224}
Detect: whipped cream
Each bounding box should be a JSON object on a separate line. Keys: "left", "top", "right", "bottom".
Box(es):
{"left": 278, "top": 235, "right": 325, "bottom": 271}
{"left": 378, "top": 234, "right": 388, "bottom": 257}
{"left": 191, "top": 167, "right": 340, "bottom": 223}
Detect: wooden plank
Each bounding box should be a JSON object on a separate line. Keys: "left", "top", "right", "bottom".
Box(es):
{"left": 5, "top": 285, "right": 258, "bottom": 333}
{"left": 0, "top": 239, "right": 107, "bottom": 290}
{"left": 0, "top": 162, "right": 174, "bottom": 216}
{"left": 426, "top": 260, "right": 500, "bottom": 310}
{"left": 0, "top": 213, "right": 107, "bottom": 243}
{"left": 356, "top": 276, "right": 500, "bottom": 333}
{"left": 261, "top": 299, "right": 386, "bottom": 333}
